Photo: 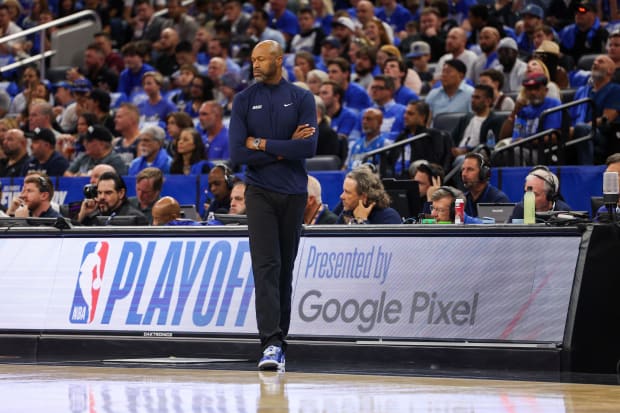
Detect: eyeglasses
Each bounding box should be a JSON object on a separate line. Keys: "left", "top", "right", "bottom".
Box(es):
{"left": 370, "top": 85, "right": 387, "bottom": 90}
{"left": 430, "top": 206, "right": 449, "bottom": 214}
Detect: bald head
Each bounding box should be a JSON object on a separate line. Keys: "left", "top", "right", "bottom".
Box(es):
{"left": 251, "top": 40, "right": 283, "bottom": 84}
{"left": 151, "top": 196, "right": 181, "bottom": 226}
{"left": 160, "top": 27, "right": 179, "bottom": 51}
{"left": 446, "top": 27, "right": 467, "bottom": 54}
{"left": 361, "top": 108, "right": 383, "bottom": 137}
{"left": 255, "top": 40, "right": 283, "bottom": 58}
{"left": 479, "top": 27, "right": 500, "bottom": 54}
{"left": 90, "top": 164, "right": 116, "bottom": 184}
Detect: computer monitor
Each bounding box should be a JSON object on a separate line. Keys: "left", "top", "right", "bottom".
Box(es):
{"left": 180, "top": 204, "right": 201, "bottom": 221}
{"left": 381, "top": 179, "right": 421, "bottom": 219}
{"left": 477, "top": 203, "right": 517, "bottom": 224}
{"left": 213, "top": 213, "right": 248, "bottom": 225}
{"left": 94, "top": 215, "right": 140, "bottom": 226}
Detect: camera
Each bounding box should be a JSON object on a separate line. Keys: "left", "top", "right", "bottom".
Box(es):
{"left": 83, "top": 184, "right": 98, "bottom": 199}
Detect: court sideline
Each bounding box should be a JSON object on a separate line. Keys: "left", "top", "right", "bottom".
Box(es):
{"left": 0, "top": 360, "right": 619, "bottom": 412}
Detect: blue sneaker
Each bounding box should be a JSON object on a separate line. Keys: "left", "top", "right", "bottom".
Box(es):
{"left": 258, "top": 345, "right": 285, "bottom": 372}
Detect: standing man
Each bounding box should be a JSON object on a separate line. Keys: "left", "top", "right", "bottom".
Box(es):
{"left": 229, "top": 40, "right": 317, "bottom": 371}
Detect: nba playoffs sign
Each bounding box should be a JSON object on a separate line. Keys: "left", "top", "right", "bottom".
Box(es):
{"left": 0, "top": 233, "right": 580, "bottom": 342}
{"left": 0, "top": 237, "right": 256, "bottom": 333}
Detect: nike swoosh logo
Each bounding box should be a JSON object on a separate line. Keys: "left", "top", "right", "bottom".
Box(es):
{"left": 283, "top": 103, "right": 293, "bottom": 107}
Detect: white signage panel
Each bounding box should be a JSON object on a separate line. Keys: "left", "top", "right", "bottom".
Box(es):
{"left": 290, "top": 236, "right": 580, "bottom": 342}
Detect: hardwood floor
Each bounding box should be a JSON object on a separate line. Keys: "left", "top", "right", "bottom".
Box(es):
{"left": 0, "top": 364, "right": 618, "bottom": 412}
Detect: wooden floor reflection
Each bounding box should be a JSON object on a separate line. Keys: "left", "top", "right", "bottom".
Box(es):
{"left": 0, "top": 364, "right": 619, "bottom": 412}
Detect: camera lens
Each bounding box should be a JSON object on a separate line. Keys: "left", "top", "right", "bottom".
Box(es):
{"left": 83, "top": 184, "right": 98, "bottom": 199}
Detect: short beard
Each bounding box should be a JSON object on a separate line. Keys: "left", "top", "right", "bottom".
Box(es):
{"left": 591, "top": 70, "right": 606, "bottom": 82}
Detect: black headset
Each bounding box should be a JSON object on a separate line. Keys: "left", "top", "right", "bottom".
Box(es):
{"left": 528, "top": 165, "right": 559, "bottom": 202}
{"left": 437, "top": 186, "right": 460, "bottom": 221}
{"left": 469, "top": 152, "right": 491, "bottom": 182}
{"left": 213, "top": 163, "right": 234, "bottom": 189}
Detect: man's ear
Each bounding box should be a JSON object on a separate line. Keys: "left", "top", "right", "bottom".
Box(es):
{"left": 360, "top": 193, "right": 368, "bottom": 207}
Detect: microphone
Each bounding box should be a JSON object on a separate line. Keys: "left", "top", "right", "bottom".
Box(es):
{"left": 603, "top": 171, "right": 619, "bottom": 223}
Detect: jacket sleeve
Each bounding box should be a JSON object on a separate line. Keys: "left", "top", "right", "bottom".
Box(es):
{"left": 264, "top": 90, "right": 318, "bottom": 160}
{"left": 228, "top": 93, "right": 279, "bottom": 166}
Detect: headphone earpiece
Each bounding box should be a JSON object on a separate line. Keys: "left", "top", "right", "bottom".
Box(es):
{"left": 528, "top": 166, "right": 559, "bottom": 202}
{"left": 214, "top": 163, "right": 234, "bottom": 189}
{"left": 473, "top": 152, "right": 491, "bottom": 182}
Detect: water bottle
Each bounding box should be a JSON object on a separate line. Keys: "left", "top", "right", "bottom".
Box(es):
{"left": 524, "top": 186, "right": 535, "bottom": 224}
{"left": 486, "top": 129, "right": 496, "bottom": 149}
{"left": 454, "top": 198, "right": 465, "bottom": 224}
{"left": 207, "top": 211, "right": 216, "bottom": 225}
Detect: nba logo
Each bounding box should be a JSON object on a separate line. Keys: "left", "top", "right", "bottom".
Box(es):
{"left": 69, "top": 241, "right": 109, "bottom": 324}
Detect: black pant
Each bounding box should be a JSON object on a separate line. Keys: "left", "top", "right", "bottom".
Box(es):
{"left": 245, "top": 184, "right": 307, "bottom": 351}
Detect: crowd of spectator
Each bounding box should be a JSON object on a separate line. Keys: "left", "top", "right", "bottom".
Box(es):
{"left": 0, "top": 0, "right": 619, "bottom": 225}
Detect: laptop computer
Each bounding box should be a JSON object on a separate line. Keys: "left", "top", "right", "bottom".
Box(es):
{"left": 477, "top": 203, "right": 517, "bottom": 224}
{"left": 180, "top": 204, "right": 201, "bottom": 221}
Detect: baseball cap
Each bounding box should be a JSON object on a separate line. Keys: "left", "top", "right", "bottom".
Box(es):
{"left": 444, "top": 59, "right": 467, "bottom": 75}
{"left": 332, "top": 16, "right": 355, "bottom": 32}
{"left": 52, "top": 81, "right": 72, "bottom": 92}
{"left": 498, "top": 37, "right": 518, "bottom": 51}
{"left": 30, "top": 127, "right": 56, "bottom": 146}
{"left": 575, "top": 0, "right": 596, "bottom": 13}
{"left": 406, "top": 41, "right": 431, "bottom": 58}
{"left": 521, "top": 4, "right": 544, "bottom": 19}
{"left": 72, "top": 78, "right": 92, "bottom": 93}
{"left": 522, "top": 73, "right": 548, "bottom": 87}
{"left": 535, "top": 40, "right": 560, "bottom": 56}
{"left": 83, "top": 125, "right": 113, "bottom": 142}
{"left": 322, "top": 36, "right": 341, "bottom": 49}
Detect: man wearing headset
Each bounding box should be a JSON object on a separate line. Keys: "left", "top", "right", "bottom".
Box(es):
{"left": 461, "top": 152, "right": 510, "bottom": 217}
{"left": 204, "top": 164, "right": 235, "bottom": 217}
{"left": 508, "top": 166, "right": 571, "bottom": 221}
{"left": 430, "top": 186, "right": 484, "bottom": 224}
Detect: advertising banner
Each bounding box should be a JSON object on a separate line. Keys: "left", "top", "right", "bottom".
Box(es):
{"left": 0, "top": 233, "right": 580, "bottom": 343}
{"left": 290, "top": 236, "right": 580, "bottom": 343}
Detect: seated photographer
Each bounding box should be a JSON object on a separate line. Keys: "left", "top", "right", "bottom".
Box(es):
{"left": 6, "top": 173, "right": 62, "bottom": 218}
{"left": 77, "top": 171, "right": 148, "bottom": 226}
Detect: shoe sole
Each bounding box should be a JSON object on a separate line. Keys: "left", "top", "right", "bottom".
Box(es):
{"left": 258, "top": 360, "right": 282, "bottom": 371}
